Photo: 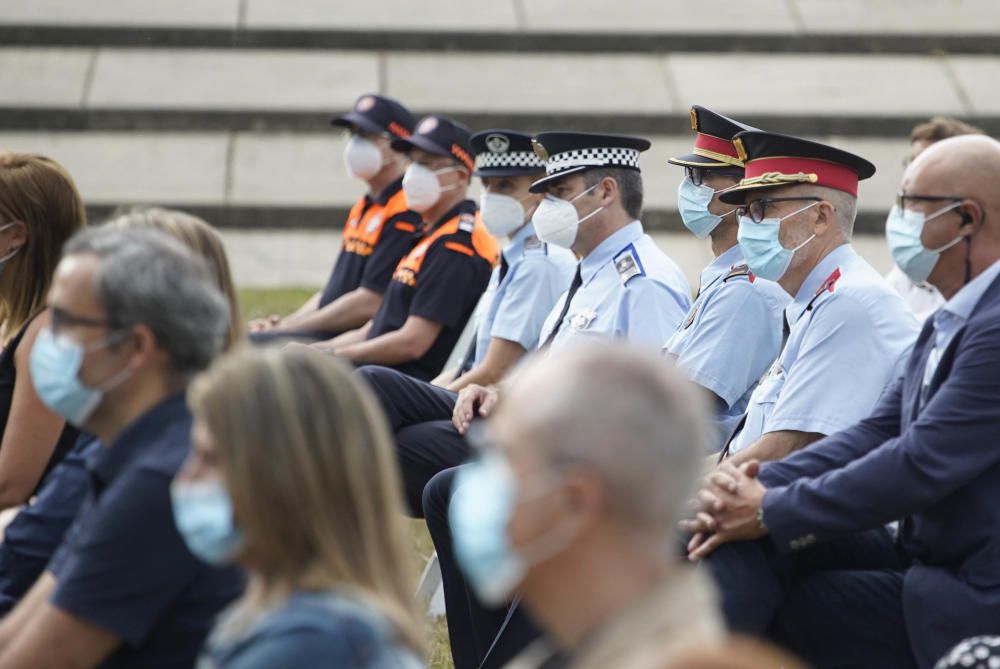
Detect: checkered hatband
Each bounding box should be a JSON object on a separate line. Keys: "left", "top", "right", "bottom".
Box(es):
{"left": 475, "top": 150, "right": 546, "bottom": 170}
{"left": 545, "top": 147, "right": 642, "bottom": 175}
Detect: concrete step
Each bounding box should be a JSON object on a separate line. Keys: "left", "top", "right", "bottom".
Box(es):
{"left": 0, "top": 47, "right": 995, "bottom": 136}
{"left": 2, "top": 0, "right": 998, "bottom": 39}
{"left": 0, "top": 130, "right": 909, "bottom": 233}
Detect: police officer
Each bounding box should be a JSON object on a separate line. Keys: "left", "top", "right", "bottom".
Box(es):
{"left": 250, "top": 93, "right": 421, "bottom": 341}
{"left": 357, "top": 129, "right": 575, "bottom": 512}
{"left": 529, "top": 131, "right": 691, "bottom": 348}
{"left": 664, "top": 106, "right": 789, "bottom": 448}
{"left": 316, "top": 115, "right": 499, "bottom": 382}
{"left": 423, "top": 131, "right": 694, "bottom": 669}
{"left": 716, "top": 131, "right": 919, "bottom": 467}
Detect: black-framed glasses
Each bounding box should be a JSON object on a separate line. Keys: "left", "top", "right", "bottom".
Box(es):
{"left": 684, "top": 166, "right": 743, "bottom": 187}
{"left": 896, "top": 192, "right": 967, "bottom": 210}
{"left": 50, "top": 306, "right": 113, "bottom": 335}
{"left": 737, "top": 197, "right": 823, "bottom": 224}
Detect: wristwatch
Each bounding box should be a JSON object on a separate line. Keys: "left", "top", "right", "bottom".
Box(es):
{"left": 756, "top": 506, "right": 768, "bottom": 533}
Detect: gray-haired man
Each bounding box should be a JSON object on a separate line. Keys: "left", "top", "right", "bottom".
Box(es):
{"left": 0, "top": 228, "right": 244, "bottom": 668}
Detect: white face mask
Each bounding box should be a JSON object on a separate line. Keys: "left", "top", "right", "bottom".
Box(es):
{"left": 403, "top": 163, "right": 463, "bottom": 213}
{"left": 532, "top": 184, "right": 603, "bottom": 249}
{"left": 343, "top": 136, "right": 384, "bottom": 181}
{"left": 479, "top": 192, "right": 533, "bottom": 238}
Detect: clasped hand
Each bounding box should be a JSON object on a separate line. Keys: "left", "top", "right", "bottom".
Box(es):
{"left": 679, "top": 459, "right": 768, "bottom": 561}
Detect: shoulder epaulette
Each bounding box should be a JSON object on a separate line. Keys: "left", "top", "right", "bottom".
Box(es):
{"left": 806, "top": 268, "right": 842, "bottom": 312}
{"left": 722, "top": 264, "right": 754, "bottom": 284}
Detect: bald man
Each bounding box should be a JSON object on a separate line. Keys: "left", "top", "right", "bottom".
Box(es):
{"left": 683, "top": 135, "right": 1000, "bottom": 668}
{"left": 446, "top": 344, "right": 724, "bottom": 669}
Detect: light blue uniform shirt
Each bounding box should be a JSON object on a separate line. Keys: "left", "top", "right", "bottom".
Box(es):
{"left": 728, "top": 243, "right": 920, "bottom": 455}
{"left": 472, "top": 222, "right": 577, "bottom": 364}
{"left": 924, "top": 258, "right": 1000, "bottom": 386}
{"left": 538, "top": 221, "right": 692, "bottom": 350}
{"left": 663, "top": 244, "right": 789, "bottom": 447}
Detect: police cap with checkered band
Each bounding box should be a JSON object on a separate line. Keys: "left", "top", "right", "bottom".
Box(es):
{"left": 471, "top": 129, "right": 546, "bottom": 178}
{"left": 528, "top": 131, "right": 652, "bottom": 193}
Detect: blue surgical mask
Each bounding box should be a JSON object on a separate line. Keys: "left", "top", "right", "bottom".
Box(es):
{"left": 449, "top": 454, "right": 524, "bottom": 606}
{"left": 449, "top": 453, "right": 574, "bottom": 606}
{"left": 886, "top": 203, "right": 964, "bottom": 284}
{"left": 170, "top": 479, "right": 243, "bottom": 566}
{"left": 737, "top": 202, "right": 820, "bottom": 281}
{"left": 29, "top": 327, "right": 131, "bottom": 427}
{"left": 677, "top": 177, "right": 736, "bottom": 239}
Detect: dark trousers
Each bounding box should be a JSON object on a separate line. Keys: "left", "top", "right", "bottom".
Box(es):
{"left": 356, "top": 366, "right": 470, "bottom": 517}
{"left": 424, "top": 467, "right": 543, "bottom": 669}
{"left": 705, "top": 527, "right": 919, "bottom": 669}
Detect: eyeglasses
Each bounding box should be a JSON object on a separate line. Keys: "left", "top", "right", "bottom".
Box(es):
{"left": 50, "top": 306, "right": 113, "bottom": 335}
{"left": 737, "top": 197, "right": 823, "bottom": 223}
{"left": 684, "top": 166, "right": 743, "bottom": 187}
{"left": 896, "top": 192, "right": 967, "bottom": 210}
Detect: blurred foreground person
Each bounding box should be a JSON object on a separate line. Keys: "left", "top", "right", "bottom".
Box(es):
{"left": 176, "top": 347, "right": 424, "bottom": 669}
{"left": 447, "top": 344, "right": 723, "bottom": 669}
{"left": 0, "top": 208, "right": 244, "bottom": 615}
{"left": 0, "top": 152, "right": 86, "bottom": 509}
{"left": 0, "top": 227, "right": 243, "bottom": 668}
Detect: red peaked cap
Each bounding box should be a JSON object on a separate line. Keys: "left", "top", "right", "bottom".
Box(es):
{"left": 718, "top": 130, "right": 876, "bottom": 204}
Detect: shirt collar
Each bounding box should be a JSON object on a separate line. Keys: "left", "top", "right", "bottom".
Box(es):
{"left": 939, "top": 257, "right": 1000, "bottom": 323}
{"left": 503, "top": 221, "right": 538, "bottom": 265}
{"left": 786, "top": 243, "right": 856, "bottom": 325}
{"left": 373, "top": 175, "right": 404, "bottom": 206}
{"left": 90, "top": 393, "right": 189, "bottom": 491}
{"left": 580, "top": 220, "right": 644, "bottom": 285}
{"left": 699, "top": 244, "right": 744, "bottom": 293}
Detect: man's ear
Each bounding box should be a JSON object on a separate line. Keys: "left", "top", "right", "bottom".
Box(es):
{"left": 598, "top": 176, "right": 619, "bottom": 206}
{"left": 814, "top": 200, "right": 836, "bottom": 235}
{"left": 118, "top": 323, "right": 160, "bottom": 372}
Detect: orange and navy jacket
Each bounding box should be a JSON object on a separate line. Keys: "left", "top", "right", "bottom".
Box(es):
{"left": 367, "top": 199, "right": 499, "bottom": 381}
{"left": 318, "top": 177, "right": 423, "bottom": 307}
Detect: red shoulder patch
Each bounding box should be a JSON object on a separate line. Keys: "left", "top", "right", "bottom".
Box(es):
{"left": 814, "top": 268, "right": 842, "bottom": 297}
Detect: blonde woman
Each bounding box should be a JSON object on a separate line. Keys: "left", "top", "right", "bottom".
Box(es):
{"left": 172, "top": 346, "right": 424, "bottom": 668}
{"left": 106, "top": 206, "right": 243, "bottom": 349}
{"left": 0, "top": 152, "right": 86, "bottom": 508}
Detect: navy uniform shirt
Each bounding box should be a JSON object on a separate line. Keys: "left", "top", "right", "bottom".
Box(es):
{"left": 663, "top": 244, "right": 789, "bottom": 448}
{"left": 471, "top": 223, "right": 576, "bottom": 362}
{"left": 366, "top": 200, "right": 499, "bottom": 381}
{"left": 319, "top": 177, "right": 423, "bottom": 308}
{"left": 538, "top": 221, "right": 692, "bottom": 350}
{"left": 728, "top": 243, "right": 920, "bottom": 455}
{"left": 48, "top": 395, "right": 246, "bottom": 669}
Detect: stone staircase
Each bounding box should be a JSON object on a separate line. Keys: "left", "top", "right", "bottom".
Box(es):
{"left": 0, "top": 0, "right": 997, "bottom": 235}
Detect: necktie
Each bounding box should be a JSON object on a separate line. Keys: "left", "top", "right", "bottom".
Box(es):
{"left": 456, "top": 254, "right": 511, "bottom": 375}
{"left": 541, "top": 265, "right": 583, "bottom": 349}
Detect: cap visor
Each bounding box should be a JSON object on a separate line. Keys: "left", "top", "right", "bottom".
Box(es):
{"left": 391, "top": 134, "right": 452, "bottom": 158}
{"left": 330, "top": 112, "right": 384, "bottom": 136}
{"left": 528, "top": 165, "right": 589, "bottom": 193}
{"left": 718, "top": 181, "right": 787, "bottom": 204}
{"left": 475, "top": 167, "right": 547, "bottom": 178}
{"left": 667, "top": 152, "right": 738, "bottom": 169}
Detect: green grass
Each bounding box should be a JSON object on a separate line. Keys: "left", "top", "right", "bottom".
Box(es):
{"left": 239, "top": 288, "right": 454, "bottom": 669}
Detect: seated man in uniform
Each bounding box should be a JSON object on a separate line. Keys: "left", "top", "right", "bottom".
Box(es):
{"left": 684, "top": 135, "right": 1000, "bottom": 669}
{"left": 314, "top": 115, "right": 499, "bottom": 382}
{"left": 357, "top": 128, "right": 575, "bottom": 512}
{"left": 250, "top": 93, "right": 421, "bottom": 341}
{"left": 664, "top": 106, "right": 789, "bottom": 449}
{"left": 420, "top": 132, "right": 693, "bottom": 669}
{"left": 707, "top": 131, "right": 919, "bottom": 470}
{"left": 0, "top": 228, "right": 244, "bottom": 668}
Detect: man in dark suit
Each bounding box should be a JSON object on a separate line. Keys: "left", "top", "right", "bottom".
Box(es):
{"left": 680, "top": 134, "right": 1000, "bottom": 669}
